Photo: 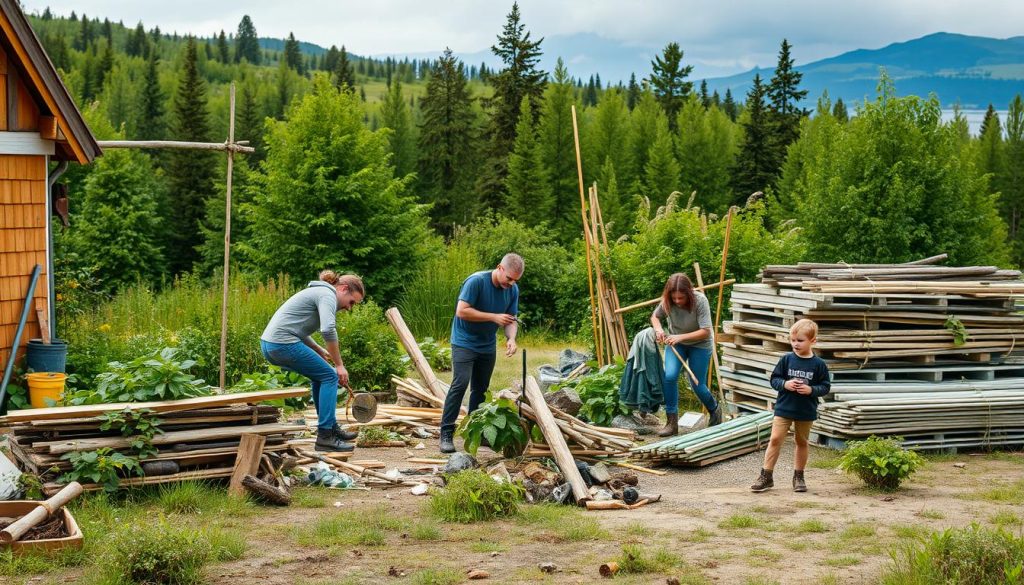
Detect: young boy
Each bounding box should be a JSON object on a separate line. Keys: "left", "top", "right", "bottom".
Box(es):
{"left": 751, "top": 318, "right": 831, "bottom": 493}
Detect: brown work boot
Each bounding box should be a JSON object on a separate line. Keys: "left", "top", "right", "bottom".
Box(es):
{"left": 657, "top": 413, "right": 679, "bottom": 437}
{"left": 750, "top": 469, "right": 774, "bottom": 492}
{"left": 793, "top": 470, "right": 807, "bottom": 492}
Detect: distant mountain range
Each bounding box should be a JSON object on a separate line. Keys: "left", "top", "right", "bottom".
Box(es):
{"left": 273, "top": 31, "right": 1024, "bottom": 109}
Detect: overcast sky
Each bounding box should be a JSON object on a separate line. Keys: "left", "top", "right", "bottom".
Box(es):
{"left": 22, "top": 1, "right": 1024, "bottom": 77}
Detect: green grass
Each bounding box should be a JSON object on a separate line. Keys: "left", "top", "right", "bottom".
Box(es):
{"left": 989, "top": 511, "right": 1022, "bottom": 527}
{"left": 823, "top": 555, "right": 862, "bottom": 567}
{"left": 289, "top": 486, "right": 331, "bottom": 508}
{"left": 516, "top": 502, "right": 606, "bottom": 542}
{"left": 891, "top": 524, "right": 930, "bottom": 540}
{"left": 295, "top": 505, "right": 405, "bottom": 548}
{"left": 743, "top": 577, "right": 780, "bottom": 585}
{"left": 429, "top": 470, "right": 523, "bottom": 523}
{"left": 468, "top": 540, "right": 506, "bottom": 553}
{"left": 617, "top": 543, "right": 685, "bottom": 574}
{"left": 840, "top": 523, "right": 877, "bottom": 540}
{"left": 411, "top": 522, "right": 443, "bottom": 541}
{"left": 968, "top": 479, "right": 1024, "bottom": 505}
{"left": 718, "top": 514, "right": 774, "bottom": 530}
{"left": 410, "top": 567, "right": 464, "bottom": 585}
{"left": 917, "top": 509, "right": 945, "bottom": 520}
{"left": 786, "top": 519, "right": 830, "bottom": 533}
{"left": 205, "top": 527, "right": 248, "bottom": 561}
{"left": 680, "top": 527, "right": 714, "bottom": 543}
{"left": 157, "top": 481, "right": 254, "bottom": 516}
{"left": 747, "top": 547, "right": 783, "bottom": 567}
{"left": 625, "top": 521, "right": 654, "bottom": 537}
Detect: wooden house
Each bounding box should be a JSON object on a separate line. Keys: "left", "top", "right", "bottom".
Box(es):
{"left": 0, "top": 0, "right": 99, "bottom": 367}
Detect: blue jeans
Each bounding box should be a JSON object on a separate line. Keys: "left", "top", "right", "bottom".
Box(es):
{"left": 663, "top": 344, "right": 716, "bottom": 415}
{"left": 260, "top": 340, "right": 338, "bottom": 430}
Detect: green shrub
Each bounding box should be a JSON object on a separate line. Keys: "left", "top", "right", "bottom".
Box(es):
{"left": 335, "top": 301, "right": 406, "bottom": 393}
{"left": 429, "top": 470, "right": 523, "bottom": 523}
{"left": 881, "top": 524, "right": 1024, "bottom": 585}
{"left": 457, "top": 397, "right": 528, "bottom": 456}
{"left": 103, "top": 521, "right": 210, "bottom": 584}
{"left": 557, "top": 360, "right": 628, "bottom": 426}
{"left": 60, "top": 448, "right": 142, "bottom": 492}
{"left": 839, "top": 435, "right": 924, "bottom": 490}
{"left": 617, "top": 543, "right": 684, "bottom": 574}
{"left": 398, "top": 242, "right": 480, "bottom": 340}
{"left": 66, "top": 347, "right": 212, "bottom": 406}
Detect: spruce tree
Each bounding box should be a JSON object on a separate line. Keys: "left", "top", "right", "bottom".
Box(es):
{"left": 235, "top": 15, "right": 260, "bottom": 64}
{"left": 732, "top": 74, "right": 777, "bottom": 202}
{"left": 324, "top": 45, "right": 339, "bottom": 73}
{"left": 275, "top": 60, "right": 291, "bottom": 118}
{"left": 418, "top": 48, "right": 479, "bottom": 232}
{"left": 833, "top": 97, "right": 849, "bottom": 122}
{"left": 629, "top": 89, "right": 664, "bottom": 195}
{"left": 505, "top": 96, "right": 552, "bottom": 225}
{"left": 380, "top": 80, "right": 417, "bottom": 178}
{"left": 75, "top": 14, "right": 90, "bottom": 51}
{"left": 676, "top": 96, "right": 737, "bottom": 214}
{"left": 767, "top": 39, "right": 808, "bottom": 160}
{"left": 136, "top": 51, "right": 165, "bottom": 140}
{"left": 584, "top": 76, "right": 598, "bottom": 107}
{"left": 626, "top": 72, "right": 640, "bottom": 110}
{"left": 1004, "top": 95, "right": 1024, "bottom": 261}
{"left": 699, "top": 80, "right": 710, "bottom": 109}
{"left": 284, "top": 32, "right": 303, "bottom": 74}
{"left": 126, "top": 22, "right": 147, "bottom": 57}
{"left": 334, "top": 45, "right": 355, "bottom": 90}
{"left": 642, "top": 118, "right": 681, "bottom": 208}
{"left": 723, "top": 88, "right": 738, "bottom": 121}
{"left": 585, "top": 88, "right": 633, "bottom": 190}
{"left": 649, "top": 42, "right": 693, "bottom": 130}
{"left": 236, "top": 82, "right": 264, "bottom": 159}
{"left": 476, "top": 2, "right": 546, "bottom": 208}
{"left": 538, "top": 58, "right": 580, "bottom": 242}
{"left": 97, "top": 40, "right": 114, "bottom": 88}
{"left": 166, "top": 37, "right": 217, "bottom": 275}
{"left": 217, "top": 30, "right": 230, "bottom": 63}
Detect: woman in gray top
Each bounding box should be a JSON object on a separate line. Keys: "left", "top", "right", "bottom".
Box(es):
{"left": 260, "top": 270, "right": 364, "bottom": 452}
{"left": 650, "top": 272, "right": 721, "bottom": 436}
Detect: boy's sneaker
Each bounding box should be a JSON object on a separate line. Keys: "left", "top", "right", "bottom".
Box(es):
{"left": 315, "top": 427, "right": 355, "bottom": 452}
{"left": 750, "top": 469, "right": 774, "bottom": 492}
{"left": 793, "top": 470, "right": 807, "bottom": 492}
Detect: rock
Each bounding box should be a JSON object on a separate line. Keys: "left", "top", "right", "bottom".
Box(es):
{"left": 590, "top": 488, "right": 614, "bottom": 501}
{"left": 953, "top": 462, "right": 967, "bottom": 469}
{"left": 523, "top": 479, "right": 553, "bottom": 503}
{"left": 544, "top": 386, "right": 582, "bottom": 416}
{"left": 443, "top": 452, "right": 478, "bottom": 474}
{"left": 576, "top": 461, "right": 594, "bottom": 486}
{"left": 666, "top": 578, "right": 681, "bottom": 585}
{"left": 409, "top": 483, "right": 430, "bottom": 496}
{"left": 466, "top": 569, "right": 490, "bottom": 580}
{"left": 612, "top": 414, "right": 647, "bottom": 433}
{"left": 522, "top": 461, "right": 560, "bottom": 485}
{"left": 486, "top": 462, "right": 512, "bottom": 483}
{"left": 551, "top": 483, "right": 573, "bottom": 504}
{"left": 588, "top": 463, "right": 612, "bottom": 485}
{"left": 538, "top": 562, "right": 558, "bottom": 573}
{"left": 490, "top": 551, "right": 500, "bottom": 557}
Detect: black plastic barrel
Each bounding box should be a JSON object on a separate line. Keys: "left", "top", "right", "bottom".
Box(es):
{"left": 25, "top": 338, "right": 68, "bottom": 373}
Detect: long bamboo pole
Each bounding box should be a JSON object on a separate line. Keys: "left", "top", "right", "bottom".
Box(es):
{"left": 97, "top": 140, "right": 254, "bottom": 153}
{"left": 218, "top": 84, "right": 236, "bottom": 390}
{"left": 571, "top": 105, "right": 601, "bottom": 363}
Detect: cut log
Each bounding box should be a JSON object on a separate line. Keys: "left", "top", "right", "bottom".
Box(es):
{"left": 523, "top": 376, "right": 589, "bottom": 505}
{"left": 229, "top": 434, "right": 266, "bottom": 497}
{"left": 385, "top": 307, "right": 449, "bottom": 400}
{"left": 0, "top": 482, "right": 83, "bottom": 543}
{"left": 241, "top": 474, "right": 291, "bottom": 506}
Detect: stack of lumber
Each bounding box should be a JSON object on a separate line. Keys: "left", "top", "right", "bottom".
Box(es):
{"left": 629, "top": 411, "right": 773, "bottom": 466}
{"left": 320, "top": 403, "right": 449, "bottom": 432}
{"left": 496, "top": 389, "right": 635, "bottom": 456}
{"left": 0, "top": 389, "right": 308, "bottom": 495}
{"left": 393, "top": 376, "right": 443, "bottom": 408}
{"left": 720, "top": 257, "right": 1024, "bottom": 450}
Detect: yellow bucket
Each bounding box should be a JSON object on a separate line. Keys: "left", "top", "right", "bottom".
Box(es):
{"left": 25, "top": 372, "right": 67, "bottom": 408}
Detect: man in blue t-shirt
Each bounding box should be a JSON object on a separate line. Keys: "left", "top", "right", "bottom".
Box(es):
{"left": 439, "top": 253, "right": 523, "bottom": 453}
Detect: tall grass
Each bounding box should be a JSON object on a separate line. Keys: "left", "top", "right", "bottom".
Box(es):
{"left": 397, "top": 243, "right": 479, "bottom": 340}
{"left": 881, "top": 524, "right": 1024, "bottom": 585}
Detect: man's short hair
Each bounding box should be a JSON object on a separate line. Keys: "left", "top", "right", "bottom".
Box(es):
{"left": 500, "top": 253, "right": 525, "bottom": 275}
{"left": 790, "top": 318, "right": 818, "bottom": 339}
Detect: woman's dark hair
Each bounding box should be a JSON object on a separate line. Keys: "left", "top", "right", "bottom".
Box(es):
{"left": 661, "top": 272, "right": 696, "bottom": 313}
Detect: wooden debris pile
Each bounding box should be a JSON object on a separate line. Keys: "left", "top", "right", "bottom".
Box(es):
{"left": 0, "top": 389, "right": 308, "bottom": 495}
{"left": 496, "top": 388, "right": 635, "bottom": 457}
{"left": 630, "top": 411, "right": 773, "bottom": 466}
{"left": 720, "top": 256, "right": 1024, "bottom": 449}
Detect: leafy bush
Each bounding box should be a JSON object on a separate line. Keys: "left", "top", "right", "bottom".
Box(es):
{"left": 68, "top": 347, "right": 212, "bottom": 405}
{"left": 231, "top": 366, "right": 310, "bottom": 410}
{"left": 103, "top": 521, "right": 210, "bottom": 585}
{"left": 398, "top": 242, "right": 480, "bottom": 340}
{"left": 557, "top": 360, "right": 629, "bottom": 426}
{"left": 882, "top": 524, "right": 1024, "bottom": 585}
{"left": 60, "top": 448, "right": 142, "bottom": 492}
{"left": 335, "top": 301, "right": 407, "bottom": 393}
{"left": 457, "top": 397, "right": 528, "bottom": 456}
{"left": 99, "top": 408, "right": 164, "bottom": 458}
{"left": 429, "top": 469, "right": 524, "bottom": 523}
{"left": 839, "top": 435, "right": 924, "bottom": 490}
{"left": 419, "top": 338, "right": 452, "bottom": 371}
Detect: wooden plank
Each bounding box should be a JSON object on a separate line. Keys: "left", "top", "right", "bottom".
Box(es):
{"left": 0, "top": 388, "right": 311, "bottom": 423}
{"left": 228, "top": 434, "right": 265, "bottom": 497}
{"left": 523, "top": 376, "right": 590, "bottom": 504}
{"left": 37, "top": 422, "right": 302, "bottom": 455}
{"left": 384, "top": 307, "right": 448, "bottom": 400}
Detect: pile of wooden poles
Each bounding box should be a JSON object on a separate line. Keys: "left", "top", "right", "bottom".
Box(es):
{"left": 629, "top": 411, "right": 773, "bottom": 466}
{"left": 0, "top": 389, "right": 308, "bottom": 495}
{"left": 496, "top": 388, "right": 635, "bottom": 456}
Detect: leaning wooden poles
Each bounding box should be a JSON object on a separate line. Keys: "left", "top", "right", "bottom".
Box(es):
{"left": 571, "top": 105, "right": 602, "bottom": 362}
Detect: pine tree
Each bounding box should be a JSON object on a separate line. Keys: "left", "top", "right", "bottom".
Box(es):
{"left": 102, "top": 65, "right": 135, "bottom": 136}
{"left": 476, "top": 2, "right": 546, "bottom": 208}
{"left": 699, "top": 80, "right": 710, "bottom": 109}
{"left": 126, "top": 22, "right": 147, "bottom": 57}
{"left": 334, "top": 45, "right": 355, "bottom": 90}
{"left": 136, "top": 51, "right": 165, "bottom": 140}
{"left": 275, "top": 60, "right": 291, "bottom": 118}
{"left": 627, "top": 72, "right": 640, "bottom": 110}
{"left": 284, "top": 32, "right": 303, "bottom": 74}
{"left": 585, "top": 88, "right": 633, "bottom": 190}
{"left": 832, "top": 97, "right": 849, "bottom": 122}
{"left": 723, "top": 89, "right": 737, "bottom": 121}
{"left": 584, "top": 75, "right": 598, "bottom": 107}
{"left": 1004, "top": 95, "right": 1024, "bottom": 261}
{"left": 235, "top": 82, "right": 264, "bottom": 157}
{"left": 166, "top": 37, "right": 217, "bottom": 275}
{"left": 418, "top": 48, "right": 479, "bottom": 232}
{"left": 538, "top": 58, "right": 580, "bottom": 242}
{"left": 505, "top": 96, "right": 552, "bottom": 225}
{"left": 50, "top": 32, "right": 70, "bottom": 71}
{"left": 629, "top": 89, "right": 664, "bottom": 195}
{"left": 732, "top": 74, "right": 777, "bottom": 203}
{"left": 97, "top": 40, "right": 114, "bottom": 88}
{"left": 649, "top": 42, "right": 693, "bottom": 130}
{"left": 217, "top": 30, "right": 230, "bottom": 63}
{"left": 380, "top": 80, "right": 417, "bottom": 178}
{"left": 596, "top": 156, "right": 625, "bottom": 235}
{"left": 642, "top": 118, "right": 680, "bottom": 208}
{"left": 75, "top": 13, "right": 90, "bottom": 51}
{"left": 767, "top": 39, "right": 808, "bottom": 157}
{"left": 324, "top": 45, "right": 339, "bottom": 73}
{"left": 676, "top": 96, "right": 737, "bottom": 214}
{"left": 235, "top": 15, "right": 260, "bottom": 64}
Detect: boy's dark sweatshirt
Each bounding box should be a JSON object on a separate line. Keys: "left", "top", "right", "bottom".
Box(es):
{"left": 770, "top": 352, "right": 831, "bottom": 421}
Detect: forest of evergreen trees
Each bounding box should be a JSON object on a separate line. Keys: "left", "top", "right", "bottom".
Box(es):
{"left": 27, "top": 4, "right": 1024, "bottom": 310}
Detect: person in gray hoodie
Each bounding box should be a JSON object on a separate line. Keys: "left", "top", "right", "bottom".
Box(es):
{"left": 261, "top": 270, "right": 364, "bottom": 452}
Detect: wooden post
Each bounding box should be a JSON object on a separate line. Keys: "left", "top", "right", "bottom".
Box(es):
{"left": 571, "top": 105, "right": 600, "bottom": 363}
{"left": 228, "top": 432, "right": 265, "bottom": 497}
{"left": 219, "top": 83, "right": 236, "bottom": 390}
{"left": 384, "top": 307, "right": 449, "bottom": 401}
{"left": 0, "top": 482, "right": 82, "bottom": 543}
{"left": 714, "top": 208, "right": 734, "bottom": 340}
{"left": 694, "top": 263, "right": 725, "bottom": 406}
{"left": 34, "top": 299, "right": 50, "bottom": 344}
{"left": 523, "top": 376, "right": 590, "bottom": 505}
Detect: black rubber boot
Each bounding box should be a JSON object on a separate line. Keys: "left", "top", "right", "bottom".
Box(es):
{"left": 793, "top": 470, "right": 807, "bottom": 492}
{"left": 333, "top": 424, "right": 359, "bottom": 441}
{"left": 439, "top": 426, "right": 456, "bottom": 454}
{"left": 315, "top": 427, "right": 355, "bottom": 452}
{"left": 750, "top": 469, "right": 774, "bottom": 492}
